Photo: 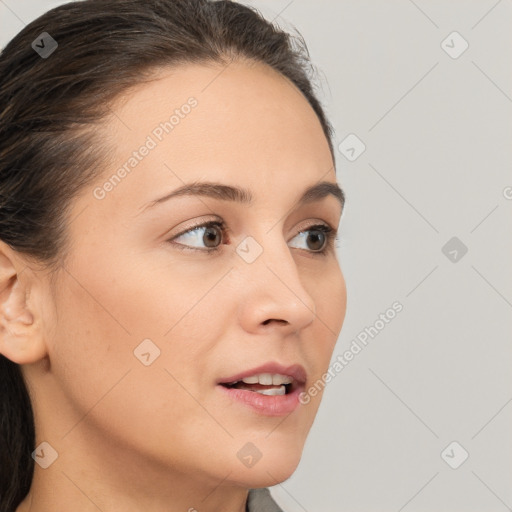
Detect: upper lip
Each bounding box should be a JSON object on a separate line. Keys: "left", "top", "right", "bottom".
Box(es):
{"left": 217, "top": 362, "right": 307, "bottom": 386}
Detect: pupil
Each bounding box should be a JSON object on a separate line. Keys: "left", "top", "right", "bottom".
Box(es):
{"left": 308, "top": 231, "right": 325, "bottom": 251}
{"left": 204, "top": 226, "right": 221, "bottom": 247}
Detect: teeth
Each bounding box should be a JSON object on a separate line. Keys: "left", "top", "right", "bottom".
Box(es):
{"left": 241, "top": 375, "right": 259, "bottom": 384}
{"left": 259, "top": 373, "right": 272, "bottom": 385}
{"left": 255, "top": 386, "right": 286, "bottom": 396}
{"left": 240, "top": 373, "right": 293, "bottom": 386}
{"left": 272, "top": 374, "right": 293, "bottom": 385}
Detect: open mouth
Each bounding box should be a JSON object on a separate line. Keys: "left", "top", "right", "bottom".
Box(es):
{"left": 219, "top": 373, "right": 296, "bottom": 396}
{"left": 220, "top": 382, "right": 293, "bottom": 396}
{"left": 217, "top": 367, "right": 306, "bottom": 416}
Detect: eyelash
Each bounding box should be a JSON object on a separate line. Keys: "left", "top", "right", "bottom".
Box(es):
{"left": 168, "top": 220, "right": 339, "bottom": 257}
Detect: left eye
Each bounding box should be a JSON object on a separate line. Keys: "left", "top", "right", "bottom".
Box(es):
{"left": 170, "top": 221, "right": 335, "bottom": 254}
{"left": 288, "top": 227, "right": 331, "bottom": 252}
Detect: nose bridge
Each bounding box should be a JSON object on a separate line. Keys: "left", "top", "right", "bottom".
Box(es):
{"left": 235, "top": 229, "right": 316, "bottom": 330}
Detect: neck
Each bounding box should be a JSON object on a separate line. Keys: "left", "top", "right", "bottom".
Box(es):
{"left": 16, "top": 424, "right": 249, "bottom": 512}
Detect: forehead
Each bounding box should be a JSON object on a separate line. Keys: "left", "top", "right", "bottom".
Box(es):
{"left": 83, "top": 60, "right": 335, "bottom": 218}
{"left": 107, "top": 60, "right": 331, "bottom": 163}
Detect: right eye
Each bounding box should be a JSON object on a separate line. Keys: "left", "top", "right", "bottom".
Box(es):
{"left": 168, "top": 220, "right": 228, "bottom": 252}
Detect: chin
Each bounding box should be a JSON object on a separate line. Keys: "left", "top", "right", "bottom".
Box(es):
{"left": 226, "top": 439, "right": 304, "bottom": 488}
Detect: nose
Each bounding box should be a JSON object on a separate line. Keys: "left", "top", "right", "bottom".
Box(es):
{"left": 236, "top": 234, "right": 317, "bottom": 336}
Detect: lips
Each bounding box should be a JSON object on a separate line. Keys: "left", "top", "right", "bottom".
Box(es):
{"left": 216, "top": 362, "right": 307, "bottom": 416}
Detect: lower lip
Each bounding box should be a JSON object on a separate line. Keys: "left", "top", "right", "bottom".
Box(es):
{"left": 217, "top": 384, "right": 303, "bottom": 416}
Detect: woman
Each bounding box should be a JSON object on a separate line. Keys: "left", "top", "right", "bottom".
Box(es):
{"left": 0, "top": 1, "right": 347, "bottom": 510}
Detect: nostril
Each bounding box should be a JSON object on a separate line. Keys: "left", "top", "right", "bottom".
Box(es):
{"left": 262, "top": 319, "right": 288, "bottom": 326}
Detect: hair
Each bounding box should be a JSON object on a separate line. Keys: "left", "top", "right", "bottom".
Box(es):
{"left": 0, "top": 0, "right": 335, "bottom": 509}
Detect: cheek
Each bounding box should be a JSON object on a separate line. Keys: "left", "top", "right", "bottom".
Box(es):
{"left": 327, "top": 266, "right": 347, "bottom": 333}
{"left": 59, "top": 249, "right": 218, "bottom": 343}
{"left": 47, "top": 262, "right": 227, "bottom": 463}
{"left": 316, "top": 262, "right": 347, "bottom": 333}
{"left": 49, "top": 251, "right": 229, "bottom": 404}
{"left": 301, "top": 264, "right": 346, "bottom": 381}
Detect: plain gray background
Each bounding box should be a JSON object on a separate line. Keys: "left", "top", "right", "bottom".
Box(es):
{"left": 1, "top": 1, "right": 511, "bottom": 511}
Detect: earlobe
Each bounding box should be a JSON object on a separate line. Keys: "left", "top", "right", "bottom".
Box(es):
{"left": 0, "top": 243, "right": 48, "bottom": 365}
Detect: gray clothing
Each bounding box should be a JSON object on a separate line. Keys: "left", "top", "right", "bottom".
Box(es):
{"left": 246, "top": 488, "right": 284, "bottom": 512}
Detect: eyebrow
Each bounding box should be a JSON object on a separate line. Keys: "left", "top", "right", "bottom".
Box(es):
{"left": 140, "top": 180, "right": 345, "bottom": 213}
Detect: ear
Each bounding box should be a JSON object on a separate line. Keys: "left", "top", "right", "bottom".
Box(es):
{"left": 0, "top": 241, "right": 48, "bottom": 364}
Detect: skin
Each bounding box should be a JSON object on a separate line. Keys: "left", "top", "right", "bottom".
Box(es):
{"left": 0, "top": 59, "right": 347, "bottom": 512}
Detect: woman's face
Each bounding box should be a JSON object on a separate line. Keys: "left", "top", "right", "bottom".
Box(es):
{"left": 26, "top": 60, "right": 346, "bottom": 490}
